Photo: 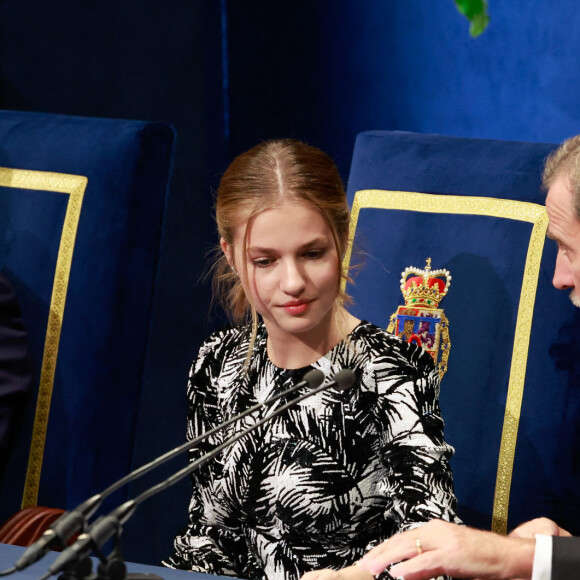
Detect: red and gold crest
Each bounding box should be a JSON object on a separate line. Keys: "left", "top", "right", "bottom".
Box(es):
{"left": 387, "top": 258, "right": 451, "bottom": 379}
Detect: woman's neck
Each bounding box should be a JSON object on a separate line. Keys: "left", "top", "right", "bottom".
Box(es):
{"left": 265, "top": 309, "right": 360, "bottom": 369}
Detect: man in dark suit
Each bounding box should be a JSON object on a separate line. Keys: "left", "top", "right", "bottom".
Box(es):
{"left": 352, "top": 136, "right": 580, "bottom": 580}
{"left": 301, "top": 136, "right": 580, "bottom": 580}
{"left": 0, "top": 271, "right": 32, "bottom": 477}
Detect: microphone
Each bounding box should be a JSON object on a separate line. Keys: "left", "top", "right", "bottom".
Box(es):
{"left": 11, "top": 368, "right": 325, "bottom": 572}
{"left": 323, "top": 368, "right": 355, "bottom": 392}
{"left": 43, "top": 369, "right": 356, "bottom": 579}
{"left": 42, "top": 516, "right": 122, "bottom": 580}
{"left": 11, "top": 498, "right": 100, "bottom": 572}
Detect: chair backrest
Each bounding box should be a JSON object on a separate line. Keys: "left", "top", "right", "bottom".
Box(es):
{"left": 0, "top": 110, "right": 175, "bottom": 525}
{"left": 344, "top": 130, "right": 580, "bottom": 535}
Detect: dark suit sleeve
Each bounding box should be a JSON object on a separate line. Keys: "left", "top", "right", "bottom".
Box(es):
{"left": 0, "top": 273, "right": 32, "bottom": 468}
{"left": 552, "top": 536, "right": 580, "bottom": 580}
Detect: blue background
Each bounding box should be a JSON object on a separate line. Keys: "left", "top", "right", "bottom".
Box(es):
{"left": 1, "top": 0, "right": 579, "bottom": 565}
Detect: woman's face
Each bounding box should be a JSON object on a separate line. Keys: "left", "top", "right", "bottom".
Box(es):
{"left": 221, "top": 200, "right": 341, "bottom": 344}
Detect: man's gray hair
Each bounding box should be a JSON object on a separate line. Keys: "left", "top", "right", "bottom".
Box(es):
{"left": 542, "top": 135, "right": 580, "bottom": 219}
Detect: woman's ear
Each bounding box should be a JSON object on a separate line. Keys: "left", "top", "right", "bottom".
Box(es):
{"left": 340, "top": 232, "right": 350, "bottom": 260}
{"left": 220, "top": 237, "right": 232, "bottom": 263}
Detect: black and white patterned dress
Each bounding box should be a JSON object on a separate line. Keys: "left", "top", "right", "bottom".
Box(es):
{"left": 165, "top": 321, "right": 459, "bottom": 580}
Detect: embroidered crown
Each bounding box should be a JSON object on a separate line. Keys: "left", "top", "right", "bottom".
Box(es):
{"left": 400, "top": 258, "right": 451, "bottom": 309}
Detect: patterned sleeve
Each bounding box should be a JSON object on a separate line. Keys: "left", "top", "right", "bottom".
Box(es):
{"left": 374, "top": 337, "right": 461, "bottom": 534}
{"left": 371, "top": 338, "right": 460, "bottom": 580}
{"left": 163, "top": 329, "right": 249, "bottom": 575}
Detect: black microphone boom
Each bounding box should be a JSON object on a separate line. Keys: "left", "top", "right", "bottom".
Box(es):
{"left": 10, "top": 368, "right": 325, "bottom": 572}
{"left": 44, "top": 369, "right": 356, "bottom": 579}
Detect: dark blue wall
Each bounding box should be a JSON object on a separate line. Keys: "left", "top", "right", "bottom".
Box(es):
{"left": 225, "top": 1, "right": 580, "bottom": 178}
{"left": 1, "top": 0, "right": 579, "bottom": 565}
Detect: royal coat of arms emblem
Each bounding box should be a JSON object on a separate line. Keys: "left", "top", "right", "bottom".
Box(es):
{"left": 387, "top": 258, "right": 452, "bottom": 380}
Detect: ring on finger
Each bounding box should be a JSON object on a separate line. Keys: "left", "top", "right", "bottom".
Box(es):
{"left": 415, "top": 538, "right": 423, "bottom": 556}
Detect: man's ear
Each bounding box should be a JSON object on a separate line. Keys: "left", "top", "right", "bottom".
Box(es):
{"left": 220, "top": 237, "right": 234, "bottom": 267}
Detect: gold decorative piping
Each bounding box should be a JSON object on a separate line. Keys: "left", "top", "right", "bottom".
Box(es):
{"left": 0, "top": 168, "right": 87, "bottom": 508}
{"left": 343, "top": 189, "right": 548, "bottom": 534}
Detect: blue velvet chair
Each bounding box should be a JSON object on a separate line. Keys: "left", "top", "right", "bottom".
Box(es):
{"left": 344, "top": 131, "right": 580, "bottom": 535}
{"left": 0, "top": 110, "right": 175, "bottom": 535}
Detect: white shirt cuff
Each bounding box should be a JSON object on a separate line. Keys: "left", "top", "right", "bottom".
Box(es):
{"left": 531, "top": 534, "right": 552, "bottom": 580}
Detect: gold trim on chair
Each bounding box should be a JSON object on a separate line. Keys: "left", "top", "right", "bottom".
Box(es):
{"left": 0, "top": 168, "right": 87, "bottom": 508}
{"left": 343, "top": 189, "right": 549, "bottom": 535}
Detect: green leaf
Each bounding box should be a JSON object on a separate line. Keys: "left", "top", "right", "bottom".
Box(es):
{"left": 454, "top": 0, "right": 489, "bottom": 37}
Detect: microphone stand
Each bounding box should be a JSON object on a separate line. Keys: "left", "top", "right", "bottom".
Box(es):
{"left": 8, "top": 369, "right": 325, "bottom": 574}
{"left": 44, "top": 369, "right": 355, "bottom": 580}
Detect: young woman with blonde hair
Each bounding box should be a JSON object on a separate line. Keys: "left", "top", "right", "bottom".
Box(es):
{"left": 164, "top": 139, "right": 459, "bottom": 580}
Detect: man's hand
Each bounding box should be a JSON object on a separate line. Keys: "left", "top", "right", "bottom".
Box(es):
{"left": 356, "top": 520, "right": 535, "bottom": 580}
{"left": 508, "top": 517, "right": 571, "bottom": 539}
